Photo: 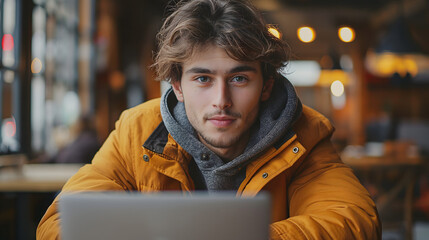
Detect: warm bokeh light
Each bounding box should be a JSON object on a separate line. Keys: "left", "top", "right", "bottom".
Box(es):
{"left": 330, "top": 80, "right": 345, "bottom": 97}
{"left": 366, "top": 52, "right": 419, "bottom": 77}
{"left": 402, "top": 58, "right": 419, "bottom": 76}
{"left": 268, "top": 26, "right": 281, "bottom": 39}
{"left": 2, "top": 34, "right": 14, "bottom": 51}
{"left": 318, "top": 69, "right": 350, "bottom": 86}
{"left": 385, "top": 57, "right": 418, "bottom": 77}
{"left": 109, "top": 71, "right": 125, "bottom": 90}
{"left": 31, "top": 58, "right": 43, "bottom": 74}
{"left": 338, "top": 27, "right": 355, "bottom": 43}
{"left": 297, "top": 26, "right": 315, "bottom": 43}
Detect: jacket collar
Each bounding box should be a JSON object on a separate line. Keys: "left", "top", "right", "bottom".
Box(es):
{"left": 143, "top": 121, "right": 169, "bottom": 155}
{"left": 142, "top": 121, "right": 194, "bottom": 190}
{"left": 143, "top": 120, "right": 192, "bottom": 162}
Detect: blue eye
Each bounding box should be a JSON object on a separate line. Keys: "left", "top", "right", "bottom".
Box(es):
{"left": 231, "top": 76, "right": 247, "bottom": 83}
{"left": 195, "top": 76, "right": 210, "bottom": 83}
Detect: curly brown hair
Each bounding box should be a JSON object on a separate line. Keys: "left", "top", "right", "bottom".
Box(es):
{"left": 152, "top": 0, "right": 290, "bottom": 82}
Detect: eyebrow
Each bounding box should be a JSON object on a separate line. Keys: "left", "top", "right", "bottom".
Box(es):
{"left": 184, "top": 65, "right": 258, "bottom": 75}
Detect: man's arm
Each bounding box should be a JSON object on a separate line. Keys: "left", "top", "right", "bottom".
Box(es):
{"left": 36, "top": 110, "right": 138, "bottom": 240}
{"left": 270, "top": 138, "right": 381, "bottom": 239}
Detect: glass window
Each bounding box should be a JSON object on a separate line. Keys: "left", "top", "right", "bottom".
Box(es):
{"left": 31, "top": 0, "right": 80, "bottom": 155}
{"left": 0, "top": 0, "right": 21, "bottom": 154}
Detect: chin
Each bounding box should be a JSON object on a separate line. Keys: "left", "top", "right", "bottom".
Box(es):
{"left": 201, "top": 133, "right": 241, "bottom": 149}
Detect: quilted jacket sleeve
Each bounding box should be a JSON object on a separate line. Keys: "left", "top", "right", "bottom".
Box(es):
{"left": 36, "top": 109, "right": 138, "bottom": 240}
{"left": 269, "top": 107, "right": 381, "bottom": 240}
{"left": 271, "top": 138, "right": 381, "bottom": 239}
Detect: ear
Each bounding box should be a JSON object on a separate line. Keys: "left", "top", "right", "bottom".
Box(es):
{"left": 261, "top": 77, "right": 274, "bottom": 101}
{"left": 171, "top": 80, "right": 184, "bottom": 102}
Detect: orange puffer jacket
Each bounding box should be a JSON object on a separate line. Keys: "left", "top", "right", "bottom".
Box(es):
{"left": 37, "top": 98, "right": 381, "bottom": 239}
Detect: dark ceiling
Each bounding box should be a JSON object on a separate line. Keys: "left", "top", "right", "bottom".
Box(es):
{"left": 115, "top": 0, "right": 429, "bottom": 62}
{"left": 280, "top": 0, "right": 400, "bottom": 10}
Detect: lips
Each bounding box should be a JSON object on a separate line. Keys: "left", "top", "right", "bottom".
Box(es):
{"left": 208, "top": 116, "right": 236, "bottom": 127}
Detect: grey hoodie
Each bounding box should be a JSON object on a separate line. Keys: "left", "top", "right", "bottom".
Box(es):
{"left": 160, "top": 76, "right": 302, "bottom": 191}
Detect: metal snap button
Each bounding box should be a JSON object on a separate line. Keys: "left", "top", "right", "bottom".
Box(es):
{"left": 143, "top": 154, "right": 149, "bottom": 162}
{"left": 262, "top": 173, "right": 268, "bottom": 179}
{"left": 201, "top": 153, "right": 209, "bottom": 161}
{"left": 292, "top": 147, "right": 299, "bottom": 154}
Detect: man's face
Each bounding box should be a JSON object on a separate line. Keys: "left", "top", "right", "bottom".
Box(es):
{"left": 172, "top": 45, "right": 274, "bottom": 160}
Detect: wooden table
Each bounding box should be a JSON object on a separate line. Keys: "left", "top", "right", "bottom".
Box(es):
{"left": 0, "top": 163, "right": 83, "bottom": 192}
{"left": 342, "top": 155, "right": 423, "bottom": 240}
{"left": 0, "top": 163, "right": 83, "bottom": 240}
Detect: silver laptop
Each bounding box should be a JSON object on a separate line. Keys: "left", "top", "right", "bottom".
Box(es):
{"left": 59, "top": 192, "right": 270, "bottom": 240}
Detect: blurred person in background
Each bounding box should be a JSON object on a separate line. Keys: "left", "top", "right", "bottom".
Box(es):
{"left": 34, "top": 115, "right": 101, "bottom": 164}
{"left": 51, "top": 115, "right": 101, "bottom": 164}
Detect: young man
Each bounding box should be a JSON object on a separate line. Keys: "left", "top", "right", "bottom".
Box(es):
{"left": 37, "top": 0, "right": 381, "bottom": 239}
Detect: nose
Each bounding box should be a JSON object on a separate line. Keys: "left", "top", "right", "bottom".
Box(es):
{"left": 212, "top": 80, "right": 232, "bottom": 110}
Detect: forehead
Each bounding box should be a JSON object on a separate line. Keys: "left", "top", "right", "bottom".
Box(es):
{"left": 182, "top": 44, "right": 261, "bottom": 72}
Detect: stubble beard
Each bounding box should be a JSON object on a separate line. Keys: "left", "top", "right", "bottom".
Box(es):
{"left": 197, "top": 128, "right": 245, "bottom": 149}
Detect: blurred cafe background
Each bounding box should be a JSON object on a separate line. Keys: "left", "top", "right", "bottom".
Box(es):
{"left": 1, "top": 0, "right": 429, "bottom": 239}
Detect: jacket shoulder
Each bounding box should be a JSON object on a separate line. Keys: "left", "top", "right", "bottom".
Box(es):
{"left": 119, "top": 98, "right": 162, "bottom": 126}
{"left": 115, "top": 98, "right": 163, "bottom": 143}
{"left": 293, "top": 105, "right": 335, "bottom": 150}
{"left": 123, "top": 98, "right": 161, "bottom": 119}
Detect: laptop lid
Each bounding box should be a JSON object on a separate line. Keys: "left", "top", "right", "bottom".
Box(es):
{"left": 59, "top": 192, "right": 271, "bottom": 240}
